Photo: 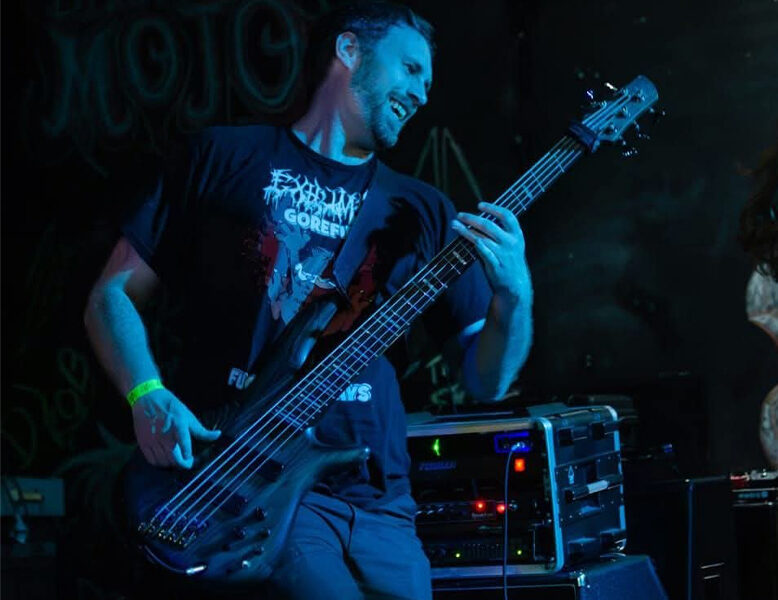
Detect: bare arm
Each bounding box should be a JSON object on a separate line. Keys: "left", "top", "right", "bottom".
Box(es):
{"left": 462, "top": 288, "right": 533, "bottom": 401}
{"left": 84, "top": 236, "right": 162, "bottom": 395}
{"left": 452, "top": 202, "right": 533, "bottom": 401}
{"left": 84, "top": 237, "right": 219, "bottom": 468}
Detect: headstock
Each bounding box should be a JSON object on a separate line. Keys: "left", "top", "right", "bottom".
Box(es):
{"left": 569, "top": 75, "right": 660, "bottom": 154}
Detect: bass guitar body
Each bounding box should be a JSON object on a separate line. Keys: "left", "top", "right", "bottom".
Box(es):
{"left": 122, "top": 300, "right": 370, "bottom": 586}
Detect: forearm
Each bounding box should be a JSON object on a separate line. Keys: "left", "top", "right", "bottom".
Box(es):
{"left": 451, "top": 202, "right": 534, "bottom": 400}
{"left": 84, "top": 279, "right": 160, "bottom": 397}
{"left": 463, "top": 286, "right": 533, "bottom": 402}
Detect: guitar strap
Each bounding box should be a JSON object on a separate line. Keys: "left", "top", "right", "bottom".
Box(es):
{"left": 330, "top": 162, "right": 393, "bottom": 298}
{"left": 245, "top": 159, "right": 390, "bottom": 376}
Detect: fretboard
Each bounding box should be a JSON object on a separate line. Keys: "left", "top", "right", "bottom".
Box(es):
{"left": 272, "top": 136, "right": 587, "bottom": 430}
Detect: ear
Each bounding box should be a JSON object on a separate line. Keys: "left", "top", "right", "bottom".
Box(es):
{"left": 335, "top": 32, "right": 360, "bottom": 71}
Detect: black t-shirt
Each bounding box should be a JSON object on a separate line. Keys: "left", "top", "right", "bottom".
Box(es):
{"left": 123, "top": 125, "right": 492, "bottom": 508}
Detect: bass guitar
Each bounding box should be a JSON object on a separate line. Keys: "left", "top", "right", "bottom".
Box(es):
{"left": 124, "top": 75, "right": 659, "bottom": 586}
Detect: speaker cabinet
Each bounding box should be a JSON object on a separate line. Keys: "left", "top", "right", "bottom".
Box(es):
{"left": 625, "top": 475, "right": 738, "bottom": 600}
{"left": 432, "top": 555, "right": 667, "bottom": 599}
{"left": 734, "top": 500, "right": 778, "bottom": 600}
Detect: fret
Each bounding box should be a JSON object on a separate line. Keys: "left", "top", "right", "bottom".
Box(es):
{"left": 530, "top": 171, "right": 545, "bottom": 193}
{"left": 286, "top": 134, "right": 588, "bottom": 420}
{"left": 346, "top": 341, "right": 372, "bottom": 365}
{"left": 448, "top": 252, "right": 465, "bottom": 273}
{"left": 378, "top": 303, "right": 410, "bottom": 331}
{"left": 511, "top": 194, "right": 529, "bottom": 214}
{"left": 417, "top": 280, "right": 435, "bottom": 301}
{"left": 552, "top": 152, "right": 566, "bottom": 174}
{"left": 520, "top": 183, "right": 535, "bottom": 203}
{"left": 452, "top": 250, "right": 469, "bottom": 267}
{"left": 425, "top": 272, "right": 447, "bottom": 292}
{"left": 332, "top": 348, "right": 371, "bottom": 378}
{"left": 272, "top": 406, "right": 308, "bottom": 430}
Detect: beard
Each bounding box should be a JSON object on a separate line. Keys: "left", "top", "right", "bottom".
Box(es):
{"left": 350, "top": 51, "right": 400, "bottom": 150}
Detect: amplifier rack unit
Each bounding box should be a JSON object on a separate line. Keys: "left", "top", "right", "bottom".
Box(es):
{"left": 407, "top": 406, "right": 626, "bottom": 578}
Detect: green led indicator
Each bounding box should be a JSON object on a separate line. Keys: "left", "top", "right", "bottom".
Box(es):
{"left": 432, "top": 438, "right": 441, "bottom": 457}
{"left": 516, "top": 549, "right": 523, "bottom": 556}
{"left": 454, "top": 551, "right": 462, "bottom": 558}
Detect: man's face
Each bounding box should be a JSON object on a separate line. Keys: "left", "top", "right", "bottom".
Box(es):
{"left": 350, "top": 24, "right": 433, "bottom": 150}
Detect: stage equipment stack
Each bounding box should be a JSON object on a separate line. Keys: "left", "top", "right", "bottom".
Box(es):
{"left": 407, "top": 405, "right": 667, "bottom": 599}
{"left": 1, "top": 477, "right": 64, "bottom": 600}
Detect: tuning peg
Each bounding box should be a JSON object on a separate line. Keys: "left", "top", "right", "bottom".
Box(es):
{"left": 619, "top": 139, "right": 639, "bottom": 157}
{"left": 604, "top": 81, "right": 619, "bottom": 96}
{"left": 582, "top": 88, "right": 607, "bottom": 111}
{"left": 632, "top": 122, "right": 651, "bottom": 140}
{"left": 648, "top": 106, "right": 667, "bottom": 124}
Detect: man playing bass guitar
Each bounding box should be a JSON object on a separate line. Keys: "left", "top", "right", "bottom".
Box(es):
{"left": 84, "top": 3, "right": 533, "bottom": 598}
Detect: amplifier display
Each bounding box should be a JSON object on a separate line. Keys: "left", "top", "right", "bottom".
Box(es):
{"left": 407, "top": 407, "right": 626, "bottom": 578}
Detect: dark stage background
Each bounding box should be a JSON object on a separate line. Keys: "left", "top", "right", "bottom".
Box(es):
{"left": 2, "top": 0, "right": 777, "bottom": 597}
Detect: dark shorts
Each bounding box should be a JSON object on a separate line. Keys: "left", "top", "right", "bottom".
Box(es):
{"left": 266, "top": 491, "right": 432, "bottom": 600}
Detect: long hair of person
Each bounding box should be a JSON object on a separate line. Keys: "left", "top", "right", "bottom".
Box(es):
{"left": 739, "top": 134, "right": 778, "bottom": 280}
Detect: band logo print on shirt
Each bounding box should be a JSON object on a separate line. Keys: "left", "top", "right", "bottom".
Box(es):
{"left": 251, "top": 166, "right": 367, "bottom": 324}
{"left": 263, "top": 168, "right": 365, "bottom": 240}
{"left": 338, "top": 383, "right": 372, "bottom": 403}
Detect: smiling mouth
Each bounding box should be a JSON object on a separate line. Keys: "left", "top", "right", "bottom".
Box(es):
{"left": 389, "top": 98, "right": 408, "bottom": 121}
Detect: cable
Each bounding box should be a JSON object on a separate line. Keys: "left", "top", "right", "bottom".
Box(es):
{"left": 502, "top": 444, "right": 520, "bottom": 600}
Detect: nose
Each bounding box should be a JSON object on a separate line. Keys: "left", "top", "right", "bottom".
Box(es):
{"left": 408, "top": 81, "right": 428, "bottom": 108}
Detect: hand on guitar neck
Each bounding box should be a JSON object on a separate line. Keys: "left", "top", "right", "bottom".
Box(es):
{"left": 451, "top": 201, "right": 532, "bottom": 304}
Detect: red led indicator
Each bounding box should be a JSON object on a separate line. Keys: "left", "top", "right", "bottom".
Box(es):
{"left": 496, "top": 503, "right": 506, "bottom": 514}
{"left": 513, "top": 458, "right": 526, "bottom": 473}
{"left": 474, "top": 500, "right": 486, "bottom": 513}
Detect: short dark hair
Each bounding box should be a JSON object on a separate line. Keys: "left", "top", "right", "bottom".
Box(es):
{"left": 303, "top": 1, "right": 435, "bottom": 97}
{"left": 739, "top": 136, "right": 778, "bottom": 280}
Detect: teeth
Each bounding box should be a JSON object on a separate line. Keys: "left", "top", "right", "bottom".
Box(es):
{"left": 390, "top": 99, "right": 407, "bottom": 119}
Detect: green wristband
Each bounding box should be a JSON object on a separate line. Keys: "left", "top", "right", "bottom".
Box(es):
{"left": 126, "top": 379, "right": 164, "bottom": 407}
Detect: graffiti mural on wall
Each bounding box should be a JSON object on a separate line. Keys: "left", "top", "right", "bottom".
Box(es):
{"left": 7, "top": 0, "right": 490, "bottom": 583}
{"left": 20, "top": 0, "right": 327, "bottom": 172}
{"left": 3, "top": 123, "right": 485, "bottom": 474}
{"left": 4, "top": 348, "right": 92, "bottom": 471}
{"left": 8, "top": 2, "right": 490, "bottom": 584}
{"left": 409, "top": 126, "right": 487, "bottom": 410}
{"left": 2, "top": 217, "right": 184, "bottom": 473}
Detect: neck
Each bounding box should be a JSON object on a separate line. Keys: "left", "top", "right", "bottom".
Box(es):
{"left": 292, "top": 72, "right": 374, "bottom": 166}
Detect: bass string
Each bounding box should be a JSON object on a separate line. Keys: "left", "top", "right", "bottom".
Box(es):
{"left": 188, "top": 243, "right": 477, "bottom": 529}
{"left": 183, "top": 140, "right": 592, "bottom": 529}
{"left": 156, "top": 97, "right": 624, "bottom": 532}
{"left": 170, "top": 246, "right": 470, "bottom": 533}
{"left": 158, "top": 93, "right": 631, "bottom": 530}
{"left": 188, "top": 103, "right": 618, "bottom": 471}
{"left": 160, "top": 96, "right": 626, "bottom": 532}
{"left": 272, "top": 142, "right": 589, "bottom": 410}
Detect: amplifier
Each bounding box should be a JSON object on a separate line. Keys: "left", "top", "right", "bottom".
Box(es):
{"left": 732, "top": 469, "right": 778, "bottom": 600}
{"left": 407, "top": 406, "right": 626, "bottom": 578}
{"left": 431, "top": 555, "right": 667, "bottom": 600}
